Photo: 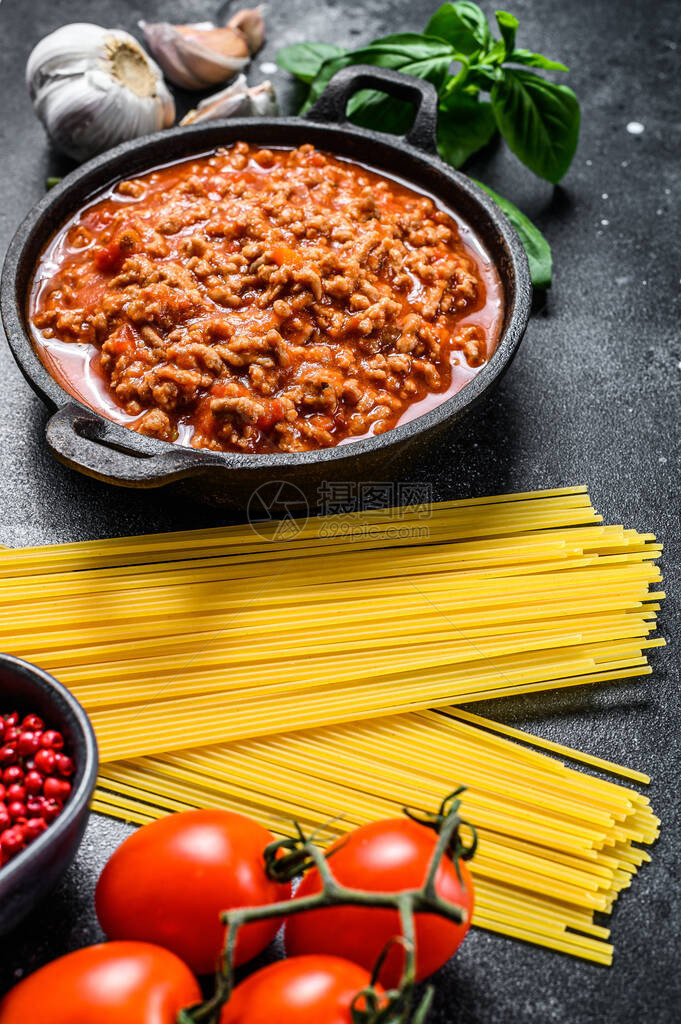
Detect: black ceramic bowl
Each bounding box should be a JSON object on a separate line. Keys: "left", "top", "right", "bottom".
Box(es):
{"left": 0, "top": 654, "right": 98, "bottom": 935}
{"left": 1, "top": 66, "right": 531, "bottom": 506}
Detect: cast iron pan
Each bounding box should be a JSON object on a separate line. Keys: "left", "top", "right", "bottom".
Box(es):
{"left": 1, "top": 66, "right": 532, "bottom": 506}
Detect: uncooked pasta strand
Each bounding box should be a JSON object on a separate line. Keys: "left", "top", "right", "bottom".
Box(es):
{"left": 93, "top": 705, "right": 656, "bottom": 966}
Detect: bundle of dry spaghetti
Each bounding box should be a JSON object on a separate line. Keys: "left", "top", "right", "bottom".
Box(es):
{"left": 0, "top": 486, "right": 664, "bottom": 762}
{"left": 0, "top": 485, "right": 663, "bottom": 961}
{"left": 93, "top": 707, "right": 659, "bottom": 965}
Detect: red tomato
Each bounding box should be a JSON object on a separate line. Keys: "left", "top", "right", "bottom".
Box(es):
{"left": 255, "top": 399, "right": 285, "bottom": 432}
{"left": 220, "top": 955, "right": 379, "bottom": 1024}
{"left": 94, "top": 228, "right": 139, "bottom": 273}
{"left": 96, "top": 809, "right": 291, "bottom": 975}
{"left": 285, "top": 818, "right": 474, "bottom": 987}
{"left": 0, "top": 941, "right": 199, "bottom": 1024}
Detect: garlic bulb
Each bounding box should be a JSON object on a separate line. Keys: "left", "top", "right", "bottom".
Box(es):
{"left": 180, "top": 75, "right": 278, "bottom": 125}
{"left": 26, "top": 23, "right": 175, "bottom": 163}
{"left": 140, "top": 7, "right": 265, "bottom": 91}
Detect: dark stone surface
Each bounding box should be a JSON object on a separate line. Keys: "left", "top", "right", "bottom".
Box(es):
{"left": 0, "top": 1, "right": 679, "bottom": 1021}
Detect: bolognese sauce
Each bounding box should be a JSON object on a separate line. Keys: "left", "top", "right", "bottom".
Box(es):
{"left": 30, "top": 143, "right": 503, "bottom": 453}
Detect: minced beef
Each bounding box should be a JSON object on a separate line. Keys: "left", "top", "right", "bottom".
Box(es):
{"left": 31, "top": 143, "right": 501, "bottom": 453}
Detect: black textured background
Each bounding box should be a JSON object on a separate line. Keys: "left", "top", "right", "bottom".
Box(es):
{"left": 1, "top": 2, "right": 680, "bottom": 1021}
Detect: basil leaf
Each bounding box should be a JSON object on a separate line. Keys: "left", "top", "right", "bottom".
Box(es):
{"left": 302, "top": 52, "right": 352, "bottom": 110}
{"left": 347, "top": 90, "right": 416, "bottom": 135}
{"left": 464, "top": 64, "right": 502, "bottom": 90}
{"left": 484, "top": 39, "right": 507, "bottom": 65}
{"left": 304, "top": 35, "right": 456, "bottom": 110}
{"left": 437, "top": 94, "right": 496, "bottom": 167}
{"left": 491, "top": 69, "right": 580, "bottom": 182}
{"left": 277, "top": 42, "right": 346, "bottom": 83}
{"left": 426, "top": 2, "right": 491, "bottom": 55}
{"left": 508, "top": 48, "right": 569, "bottom": 71}
{"left": 472, "top": 179, "right": 552, "bottom": 288}
{"left": 495, "top": 11, "right": 518, "bottom": 55}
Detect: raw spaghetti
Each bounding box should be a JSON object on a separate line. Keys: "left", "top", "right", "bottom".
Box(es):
{"left": 93, "top": 707, "right": 659, "bottom": 965}
{"left": 0, "top": 485, "right": 663, "bottom": 962}
{"left": 0, "top": 487, "right": 663, "bottom": 761}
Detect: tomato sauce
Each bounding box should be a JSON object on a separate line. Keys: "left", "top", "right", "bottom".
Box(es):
{"left": 30, "top": 143, "right": 503, "bottom": 453}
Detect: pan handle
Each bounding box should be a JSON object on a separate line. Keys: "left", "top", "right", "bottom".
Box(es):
{"left": 45, "top": 404, "right": 222, "bottom": 488}
{"left": 305, "top": 65, "right": 439, "bottom": 155}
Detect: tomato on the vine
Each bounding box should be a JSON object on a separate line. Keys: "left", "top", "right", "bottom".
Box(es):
{"left": 285, "top": 817, "right": 474, "bottom": 987}
{"left": 96, "top": 809, "right": 291, "bottom": 975}
{"left": 0, "top": 941, "right": 199, "bottom": 1024}
{"left": 220, "top": 955, "right": 381, "bottom": 1023}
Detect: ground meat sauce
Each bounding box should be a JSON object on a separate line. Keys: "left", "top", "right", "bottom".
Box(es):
{"left": 30, "top": 143, "right": 503, "bottom": 453}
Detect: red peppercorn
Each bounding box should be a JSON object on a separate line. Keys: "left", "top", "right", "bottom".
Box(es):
{"left": 24, "top": 770, "right": 44, "bottom": 795}
{"left": 43, "top": 778, "right": 71, "bottom": 804}
{"left": 40, "top": 730, "right": 64, "bottom": 751}
{"left": 55, "top": 754, "right": 74, "bottom": 777}
{"left": 1, "top": 826, "right": 25, "bottom": 856}
{"left": 21, "top": 714, "right": 44, "bottom": 731}
{"left": 0, "top": 710, "right": 75, "bottom": 867}
{"left": 8, "top": 801, "right": 27, "bottom": 821}
{"left": 22, "top": 818, "right": 47, "bottom": 841}
{"left": 3, "top": 765, "right": 23, "bottom": 786}
{"left": 26, "top": 796, "right": 45, "bottom": 816}
{"left": 42, "top": 798, "right": 62, "bottom": 823}
{"left": 17, "top": 731, "right": 40, "bottom": 756}
{"left": 34, "top": 749, "right": 57, "bottom": 775}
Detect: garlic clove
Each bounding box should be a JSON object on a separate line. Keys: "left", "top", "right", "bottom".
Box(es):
{"left": 248, "top": 80, "right": 278, "bottom": 117}
{"left": 180, "top": 76, "right": 278, "bottom": 125}
{"left": 140, "top": 20, "right": 252, "bottom": 91}
{"left": 175, "top": 24, "right": 249, "bottom": 60}
{"left": 227, "top": 7, "right": 266, "bottom": 56}
{"left": 26, "top": 23, "right": 175, "bottom": 163}
{"left": 180, "top": 75, "right": 252, "bottom": 125}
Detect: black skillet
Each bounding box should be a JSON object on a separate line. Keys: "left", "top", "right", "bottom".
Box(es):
{"left": 1, "top": 66, "right": 531, "bottom": 507}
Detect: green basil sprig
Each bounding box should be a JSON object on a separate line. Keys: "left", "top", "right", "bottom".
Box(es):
{"left": 278, "top": 2, "right": 579, "bottom": 288}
